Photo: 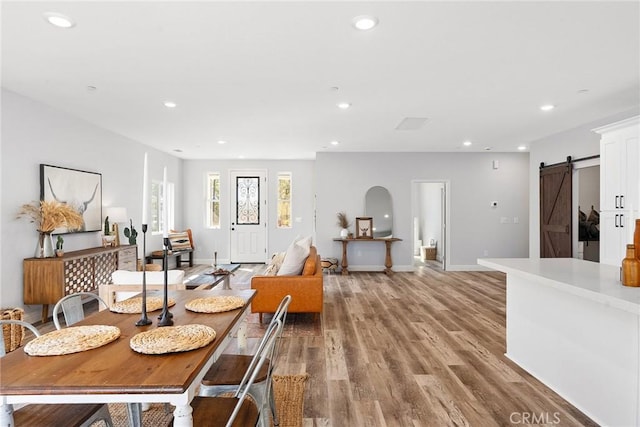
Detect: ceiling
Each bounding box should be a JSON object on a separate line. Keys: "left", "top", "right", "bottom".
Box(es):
{"left": 2, "top": 1, "right": 639, "bottom": 160}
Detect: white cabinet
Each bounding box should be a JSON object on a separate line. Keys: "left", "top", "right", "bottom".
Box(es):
{"left": 594, "top": 116, "right": 639, "bottom": 266}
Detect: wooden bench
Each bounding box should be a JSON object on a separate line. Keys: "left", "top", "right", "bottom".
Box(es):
{"left": 145, "top": 249, "right": 194, "bottom": 270}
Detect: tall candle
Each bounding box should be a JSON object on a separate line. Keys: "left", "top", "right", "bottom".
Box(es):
{"left": 141, "top": 153, "right": 148, "bottom": 224}
{"left": 163, "top": 166, "right": 168, "bottom": 238}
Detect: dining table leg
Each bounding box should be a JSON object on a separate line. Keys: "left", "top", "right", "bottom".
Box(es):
{"left": 238, "top": 319, "right": 247, "bottom": 350}
{"left": 0, "top": 401, "right": 14, "bottom": 426}
{"left": 172, "top": 404, "right": 194, "bottom": 427}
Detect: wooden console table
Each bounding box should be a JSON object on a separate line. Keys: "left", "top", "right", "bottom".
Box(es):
{"left": 333, "top": 238, "right": 402, "bottom": 275}
{"left": 23, "top": 245, "right": 137, "bottom": 322}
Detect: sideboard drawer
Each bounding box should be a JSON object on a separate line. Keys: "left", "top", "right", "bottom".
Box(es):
{"left": 117, "top": 246, "right": 137, "bottom": 271}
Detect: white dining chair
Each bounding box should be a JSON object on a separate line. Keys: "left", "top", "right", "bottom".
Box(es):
{"left": 198, "top": 295, "right": 291, "bottom": 427}
{"left": 52, "top": 292, "right": 109, "bottom": 330}
{"left": 0, "top": 319, "right": 113, "bottom": 427}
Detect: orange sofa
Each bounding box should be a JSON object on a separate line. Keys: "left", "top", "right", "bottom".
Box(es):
{"left": 251, "top": 246, "right": 323, "bottom": 322}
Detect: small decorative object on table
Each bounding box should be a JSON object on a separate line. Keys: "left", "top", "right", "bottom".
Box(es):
{"left": 101, "top": 216, "right": 116, "bottom": 247}
{"left": 336, "top": 211, "right": 351, "bottom": 238}
{"left": 356, "top": 217, "right": 373, "bottom": 239}
{"left": 55, "top": 235, "right": 64, "bottom": 257}
{"left": 622, "top": 219, "right": 640, "bottom": 287}
{"left": 17, "top": 200, "right": 83, "bottom": 258}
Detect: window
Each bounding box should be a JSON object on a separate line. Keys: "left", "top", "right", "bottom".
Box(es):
{"left": 151, "top": 180, "right": 174, "bottom": 235}
{"left": 277, "top": 173, "right": 292, "bottom": 228}
{"left": 206, "top": 173, "right": 221, "bottom": 228}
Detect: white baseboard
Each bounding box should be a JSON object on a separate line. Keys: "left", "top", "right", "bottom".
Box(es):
{"left": 446, "top": 264, "right": 494, "bottom": 271}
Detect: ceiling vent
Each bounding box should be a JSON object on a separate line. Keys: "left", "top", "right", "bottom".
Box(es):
{"left": 395, "top": 117, "right": 428, "bottom": 131}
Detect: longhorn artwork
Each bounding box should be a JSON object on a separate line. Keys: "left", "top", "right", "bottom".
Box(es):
{"left": 40, "top": 164, "right": 102, "bottom": 233}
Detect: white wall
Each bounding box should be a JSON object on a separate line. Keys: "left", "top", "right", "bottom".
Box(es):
{"left": 315, "top": 151, "right": 530, "bottom": 271}
{"left": 182, "top": 159, "right": 315, "bottom": 264}
{"left": 1, "top": 89, "right": 183, "bottom": 322}
{"left": 528, "top": 108, "right": 639, "bottom": 258}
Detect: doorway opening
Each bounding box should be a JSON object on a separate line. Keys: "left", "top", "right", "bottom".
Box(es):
{"left": 573, "top": 159, "right": 600, "bottom": 262}
{"left": 412, "top": 180, "right": 449, "bottom": 271}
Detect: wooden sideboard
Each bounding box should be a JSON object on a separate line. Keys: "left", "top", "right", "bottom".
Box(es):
{"left": 24, "top": 245, "right": 137, "bottom": 322}
{"left": 333, "top": 237, "right": 402, "bottom": 275}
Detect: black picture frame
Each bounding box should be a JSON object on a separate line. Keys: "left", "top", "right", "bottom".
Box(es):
{"left": 356, "top": 217, "right": 373, "bottom": 239}
{"left": 40, "top": 164, "right": 102, "bottom": 233}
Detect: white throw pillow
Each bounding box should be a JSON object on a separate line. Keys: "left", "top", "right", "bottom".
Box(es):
{"left": 277, "top": 235, "right": 312, "bottom": 276}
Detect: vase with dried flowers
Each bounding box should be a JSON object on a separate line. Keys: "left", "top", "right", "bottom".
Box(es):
{"left": 17, "top": 200, "right": 84, "bottom": 258}
{"left": 336, "top": 211, "right": 351, "bottom": 238}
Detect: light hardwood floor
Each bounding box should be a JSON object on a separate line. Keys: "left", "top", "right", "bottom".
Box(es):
{"left": 279, "top": 265, "right": 596, "bottom": 427}
{"left": 33, "top": 263, "right": 597, "bottom": 426}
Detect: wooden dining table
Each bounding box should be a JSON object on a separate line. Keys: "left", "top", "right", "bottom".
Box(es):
{"left": 0, "top": 288, "right": 256, "bottom": 427}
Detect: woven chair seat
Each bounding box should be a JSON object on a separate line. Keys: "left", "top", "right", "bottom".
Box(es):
{"left": 169, "top": 397, "right": 258, "bottom": 426}
{"left": 201, "top": 354, "right": 269, "bottom": 386}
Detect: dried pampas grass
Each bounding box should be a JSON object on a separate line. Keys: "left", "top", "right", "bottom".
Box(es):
{"left": 17, "top": 200, "right": 84, "bottom": 232}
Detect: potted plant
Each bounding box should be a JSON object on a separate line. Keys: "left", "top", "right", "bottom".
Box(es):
{"left": 124, "top": 219, "right": 138, "bottom": 245}
{"left": 102, "top": 216, "right": 116, "bottom": 247}
{"left": 336, "top": 212, "right": 351, "bottom": 238}
{"left": 55, "top": 235, "right": 64, "bottom": 257}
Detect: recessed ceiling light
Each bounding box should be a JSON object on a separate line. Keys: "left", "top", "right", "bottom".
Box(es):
{"left": 484, "top": 147, "right": 492, "bottom": 151}
{"left": 43, "top": 12, "right": 75, "bottom": 28}
{"left": 352, "top": 15, "right": 378, "bottom": 31}
{"left": 238, "top": 155, "right": 245, "bottom": 159}
{"left": 330, "top": 140, "right": 340, "bottom": 146}
{"left": 463, "top": 141, "right": 472, "bottom": 147}
{"left": 86, "top": 86, "right": 97, "bottom": 92}
{"left": 217, "top": 140, "right": 227, "bottom": 145}
{"left": 518, "top": 145, "right": 527, "bottom": 151}
{"left": 577, "top": 89, "right": 590, "bottom": 94}
{"left": 540, "top": 104, "right": 555, "bottom": 111}
{"left": 164, "top": 101, "right": 177, "bottom": 108}
{"left": 337, "top": 102, "right": 351, "bottom": 110}
{"left": 173, "top": 149, "right": 183, "bottom": 153}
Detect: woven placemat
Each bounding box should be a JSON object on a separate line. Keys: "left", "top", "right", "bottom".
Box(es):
{"left": 129, "top": 324, "right": 216, "bottom": 354}
{"left": 24, "top": 325, "right": 121, "bottom": 356}
{"left": 110, "top": 297, "right": 176, "bottom": 314}
{"left": 185, "top": 296, "right": 245, "bottom": 313}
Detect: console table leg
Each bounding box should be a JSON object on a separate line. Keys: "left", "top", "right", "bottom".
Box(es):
{"left": 341, "top": 241, "right": 349, "bottom": 275}
{"left": 384, "top": 241, "right": 394, "bottom": 275}
{"left": 41, "top": 305, "right": 49, "bottom": 324}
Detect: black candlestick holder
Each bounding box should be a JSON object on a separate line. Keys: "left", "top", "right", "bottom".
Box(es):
{"left": 157, "top": 236, "right": 174, "bottom": 326}
{"left": 135, "top": 224, "right": 152, "bottom": 326}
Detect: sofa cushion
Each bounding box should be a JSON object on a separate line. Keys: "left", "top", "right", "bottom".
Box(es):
{"left": 168, "top": 231, "right": 192, "bottom": 250}
{"left": 277, "top": 235, "right": 312, "bottom": 276}
{"left": 264, "top": 252, "right": 286, "bottom": 276}
{"left": 302, "top": 246, "right": 318, "bottom": 275}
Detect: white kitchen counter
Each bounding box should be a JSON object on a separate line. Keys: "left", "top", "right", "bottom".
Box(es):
{"left": 478, "top": 257, "right": 640, "bottom": 427}
{"left": 479, "top": 257, "right": 640, "bottom": 314}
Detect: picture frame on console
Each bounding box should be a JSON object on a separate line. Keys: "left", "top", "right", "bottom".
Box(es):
{"left": 356, "top": 217, "right": 373, "bottom": 239}
{"left": 40, "top": 164, "right": 102, "bottom": 233}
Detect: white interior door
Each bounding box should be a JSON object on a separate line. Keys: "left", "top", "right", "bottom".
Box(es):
{"left": 230, "top": 170, "right": 267, "bottom": 263}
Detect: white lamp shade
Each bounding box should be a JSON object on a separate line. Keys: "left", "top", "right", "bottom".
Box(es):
{"left": 105, "top": 207, "right": 128, "bottom": 223}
